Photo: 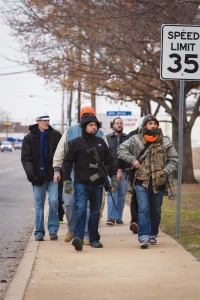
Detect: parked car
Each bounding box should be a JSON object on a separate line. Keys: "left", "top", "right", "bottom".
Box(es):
{"left": 14, "top": 142, "right": 22, "bottom": 150}
{"left": 0, "top": 141, "right": 14, "bottom": 152}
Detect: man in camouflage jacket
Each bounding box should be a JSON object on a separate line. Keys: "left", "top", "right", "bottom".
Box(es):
{"left": 117, "top": 114, "right": 178, "bottom": 249}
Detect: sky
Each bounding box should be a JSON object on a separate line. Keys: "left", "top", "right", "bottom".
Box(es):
{"left": 0, "top": 16, "right": 140, "bottom": 127}
{"left": 0, "top": 17, "right": 66, "bottom": 126}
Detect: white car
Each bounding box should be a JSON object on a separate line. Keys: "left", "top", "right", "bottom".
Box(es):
{"left": 0, "top": 141, "right": 14, "bottom": 152}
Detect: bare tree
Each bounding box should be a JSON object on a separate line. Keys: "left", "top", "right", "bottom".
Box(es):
{"left": 1, "top": 0, "right": 200, "bottom": 182}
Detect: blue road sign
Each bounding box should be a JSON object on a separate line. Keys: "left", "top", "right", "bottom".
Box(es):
{"left": 106, "top": 111, "right": 132, "bottom": 116}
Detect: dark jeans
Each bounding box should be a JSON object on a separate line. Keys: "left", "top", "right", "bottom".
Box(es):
{"left": 58, "top": 180, "right": 65, "bottom": 221}
{"left": 130, "top": 190, "right": 138, "bottom": 224}
{"left": 74, "top": 183, "right": 103, "bottom": 243}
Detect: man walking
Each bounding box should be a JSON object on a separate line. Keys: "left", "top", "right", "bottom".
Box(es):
{"left": 106, "top": 117, "right": 128, "bottom": 225}
{"left": 117, "top": 114, "right": 178, "bottom": 249}
{"left": 53, "top": 106, "right": 104, "bottom": 245}
{"left": 62, "top": 114, "right": 117, "bottom": 251}
{"left": 21, "top": 113, "right": 61, "bottom": 241}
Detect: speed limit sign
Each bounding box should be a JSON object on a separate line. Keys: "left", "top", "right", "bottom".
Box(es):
{"left": 161, "top": 25, "right": 200, "bottom": 80}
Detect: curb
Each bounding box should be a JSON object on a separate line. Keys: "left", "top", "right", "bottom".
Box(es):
{"left": 4, "top": 200, "right": 48, "bottom": 300}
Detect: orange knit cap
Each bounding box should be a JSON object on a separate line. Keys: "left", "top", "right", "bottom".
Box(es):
{"left": 80, "top": 106, "right": 96, "bottom": 119}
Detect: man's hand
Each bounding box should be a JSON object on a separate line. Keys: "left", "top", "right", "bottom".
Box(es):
{"left": 117, "top": 169, "right": 123, "bottom": 181}
{"left": 63, "top": 180, "right": 73, "bottom": 194}
{"left": 54, "top": 172, "right": 61, "bottom": 182}
{"left": 132, "top": 160, "right": 140, "bottom": 169}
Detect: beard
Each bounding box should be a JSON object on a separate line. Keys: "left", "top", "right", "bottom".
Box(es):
{"left": 143, "top": 128, "right": 160, "bottom": 136}
{"left": 115, "top": 128, "right": 123, "bottom": 134}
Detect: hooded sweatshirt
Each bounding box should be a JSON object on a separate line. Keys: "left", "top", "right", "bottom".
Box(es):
{"left": 62, "top": 115, "right": 115, "bottom": 183}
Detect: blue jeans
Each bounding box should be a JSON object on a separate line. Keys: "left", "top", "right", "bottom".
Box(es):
{"left": 62, "top": 190, "right": 90, "bottom": 237}
{"left": 135, "top": 182, "right": 164, "bottom": 242}
{"left": 107, "top": 171, "right": 127, "bottom": 221}
{"left": 62, "top": 170, "right": 89, "bottom": 237}
{"left": 33, "top": 181, "right": 59, "bottom": 238}
{"left": 74, "top": 183, "right": 103, "bottom": 242}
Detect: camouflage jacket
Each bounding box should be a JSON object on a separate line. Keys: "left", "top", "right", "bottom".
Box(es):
{"left": 117, "top": 133, "right": 178, "bottom": 200}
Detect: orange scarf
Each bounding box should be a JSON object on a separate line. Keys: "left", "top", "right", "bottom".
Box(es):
{"left": 143, "top": 135, "right": 159, "bottom": 143}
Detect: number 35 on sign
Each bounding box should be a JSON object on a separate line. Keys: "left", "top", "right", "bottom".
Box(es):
{"left": 160, "top": 25, "right": 200, "bottom": 80}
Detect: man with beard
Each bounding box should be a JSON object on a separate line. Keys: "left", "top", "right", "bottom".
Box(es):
{"left": 62, "top": 114, "right": 117, "bottom": 251}
{"left": 117, "top": 114, "right": 178, "bottom": 249}
{"left": 105, "top": 117, "right": 128, "bottom": 226}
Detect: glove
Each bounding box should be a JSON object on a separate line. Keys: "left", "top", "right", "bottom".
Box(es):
{"left": 64, "top": 180, "right": 73, "bottom": 194}
{"left": 111, "top": 175, "right": 119, "bottom": 191}
{"left": 155, "top": 170, "right": 167, "bottom": 187}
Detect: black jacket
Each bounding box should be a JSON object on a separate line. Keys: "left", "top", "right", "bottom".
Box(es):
{"left": 62, "top": 132, "right": 115, "bottom": 184}
{"left": 106, "top": 132, "right": 128, "bottom": 171}
{"left": 21, "top": 124, "right": 61, "bottom": 184}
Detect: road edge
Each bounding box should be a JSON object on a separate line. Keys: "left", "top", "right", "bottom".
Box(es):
{"left": 3, "top": 200, "right": 48, "bottom": 300}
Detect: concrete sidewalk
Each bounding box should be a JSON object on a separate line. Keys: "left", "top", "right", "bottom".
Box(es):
{"left": 4, "top": 203, "right": 200, "bottom": 300}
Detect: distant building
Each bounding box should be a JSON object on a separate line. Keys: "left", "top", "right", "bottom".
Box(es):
{"left": 0, "top": 122, "right": 29, "bottom": 142}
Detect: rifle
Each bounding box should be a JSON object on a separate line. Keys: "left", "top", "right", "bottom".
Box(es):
{"left": 87, "top": 147, "right": 118, "bottom": 211}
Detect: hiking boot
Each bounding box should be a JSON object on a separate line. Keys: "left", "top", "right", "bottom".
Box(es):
{"left": 90, "top": 241, "right": 103, "bottom": 248}
{"left": 64, "top": 231, "right": 74, "bottom": 243}
{"left": 116, "top": 220, "right": 124, "bottom": 225}
{"left": 83, "top": 237, "right": 90, "bottom": 246}
{"left": 50, "top": 233, "right": 58, "bottom": 240}
{"left": 130, "top": 222, "right": 138, "bottom": 234}
{"left": 149, "top": 236, "right": 157, "bottom": 245}
{"left": 35, "top": 235, "right": 44, "bottom": 241}
{"left": 140, "top": 239, "right": 149, "bottom": 249}
{"left": 72, "top": 237, "right": 83, "bottom": 251}
{"left": 106, "top": 219, "right": 115, "bottom": 226}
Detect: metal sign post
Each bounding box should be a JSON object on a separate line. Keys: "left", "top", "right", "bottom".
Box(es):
{"left": 176, "top": 80, "right": 184, "bottom": 237}
{"left": 160, "top": 24, "right": 200, "bottom": 237}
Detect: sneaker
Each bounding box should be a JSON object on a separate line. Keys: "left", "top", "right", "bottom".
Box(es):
{"left": 106, "top": 219, "right": 115, "bottom": 226}
{"left": 129, "top": 222, "right": 138, "bottom": 234}
{"left": 83, "top": 237, "right": 90, "bottom": 246}
{"left": 90, "top": 241, "right": 103, "bottom": 248}
{"left": 35, "top": 235, "right": 44, "bottom": 241}
{"left": 50, "top": 233, "right": 58, "bottom": 240}
{"left": 116, "top": 220, "right": 124, "bottom": 225}
{"left": 64, "top": 231, "right": 74, "bottom": 243}
{"left": 149, "top": 236, "right": 157, "bottom": 245}
{"left": 72, "top": 237, "right": 83, "bottom": 251}
{"left": 140, "top": 239, "right": 149, "bottom": 249}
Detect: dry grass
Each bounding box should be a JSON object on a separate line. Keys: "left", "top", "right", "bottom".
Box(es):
{"left": 126, "top": 181, "right": 200, "bottom": 261}
{"left": 161, "top": 182, "right": 200, "bottom": 261}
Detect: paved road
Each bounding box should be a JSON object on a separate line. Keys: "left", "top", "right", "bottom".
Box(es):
{"left": 0, "top": 151, "right": 34, "bottom": 300}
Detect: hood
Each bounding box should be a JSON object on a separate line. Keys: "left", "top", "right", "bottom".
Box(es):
{"left": 141, "top": 114, "right": 159, "bottom": 128}
{"left": 80, "top": 114, "right": 100, "bottom": 130}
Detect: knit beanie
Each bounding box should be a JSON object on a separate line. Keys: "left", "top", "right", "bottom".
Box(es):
{"left": 80, "top": 106, "right": 96, "bottom": 119}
